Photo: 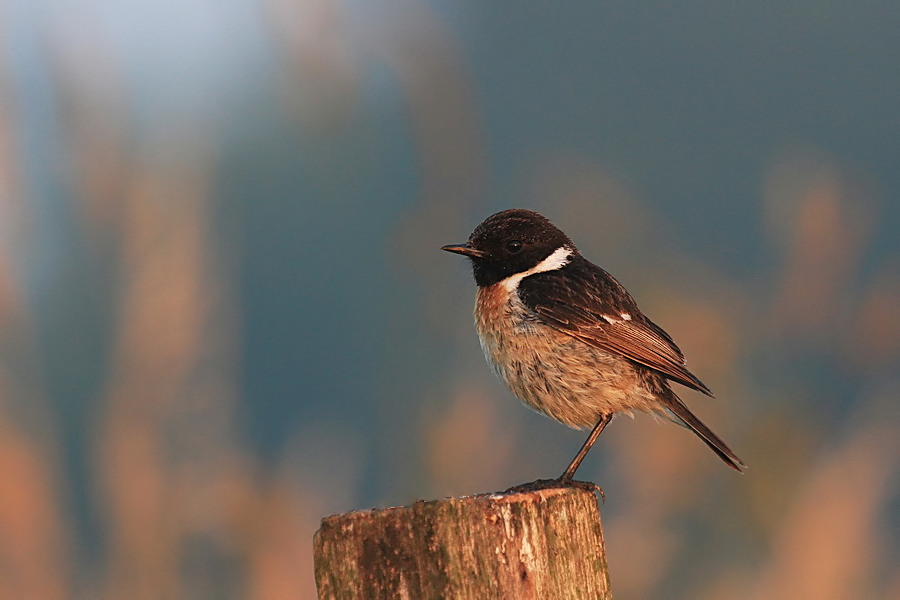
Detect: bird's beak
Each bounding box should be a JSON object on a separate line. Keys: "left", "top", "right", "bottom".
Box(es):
{"left": 441, "top": 243, "right": 487, "bottom": 259}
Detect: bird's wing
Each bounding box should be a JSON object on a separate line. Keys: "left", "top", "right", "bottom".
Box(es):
{"left": 517, "top": 263, "right": 713, "bottom": 396}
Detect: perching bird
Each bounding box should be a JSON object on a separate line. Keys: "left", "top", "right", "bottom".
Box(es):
{"left": 442, "top": 209, "right": 744, "bottom": 489}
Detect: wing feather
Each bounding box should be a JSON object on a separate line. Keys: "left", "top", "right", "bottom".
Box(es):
{"left": 518, "top": 260, "right": 713, "bottom": 396}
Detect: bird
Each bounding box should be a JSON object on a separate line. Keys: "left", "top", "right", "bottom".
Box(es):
{"left": 442, "top": 208, "right": 745, "bottom": 490}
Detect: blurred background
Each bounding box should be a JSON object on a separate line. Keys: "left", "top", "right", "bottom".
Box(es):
{"left": 2, "top": 1, "right": 899, "bottom": 598}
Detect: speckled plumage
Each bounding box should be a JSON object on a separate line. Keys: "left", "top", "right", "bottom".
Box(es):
{"left": 476, "top": 282, "right": 661, "bottom": 428}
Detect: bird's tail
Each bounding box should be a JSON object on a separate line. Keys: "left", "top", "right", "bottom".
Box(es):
{"left": 660, "top": 390, "right": 746, "bottom": 473}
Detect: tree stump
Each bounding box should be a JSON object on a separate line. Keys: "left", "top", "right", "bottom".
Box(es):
{"left": 313, "top": 486, "right": 611, "bottom": 599}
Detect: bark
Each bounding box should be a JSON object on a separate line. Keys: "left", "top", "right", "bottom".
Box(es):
{"left": 314, "top": 486, "right": 610, "bottom": 599}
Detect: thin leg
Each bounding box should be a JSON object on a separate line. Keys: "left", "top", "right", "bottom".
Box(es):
{"left": 560, "top": 413, "right": 612, "bottom": 482}
{"left": 502, "top": 413, "right": 613, "bottom": 502}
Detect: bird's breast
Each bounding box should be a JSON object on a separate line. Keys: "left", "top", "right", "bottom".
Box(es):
{"left": 473, "top": 282, "right": 658, "bottom": 428}
{"left": 474, "top": 283, "right": 572, "bottom": 403}
{"left": 474, "top": 284, "right": 538, "bottom": 371}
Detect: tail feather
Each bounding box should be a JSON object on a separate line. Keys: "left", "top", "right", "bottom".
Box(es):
{"left": 661, "top": 391, "right": 746, "bottom": 473}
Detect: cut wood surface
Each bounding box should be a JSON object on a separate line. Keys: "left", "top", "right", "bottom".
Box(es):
{"left": 314, "top": 486, "right": 611, "bottom": 599}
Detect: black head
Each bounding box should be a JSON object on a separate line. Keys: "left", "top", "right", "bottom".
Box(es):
{"left": 442, "top": 209, "right": 576, "bottom": 287}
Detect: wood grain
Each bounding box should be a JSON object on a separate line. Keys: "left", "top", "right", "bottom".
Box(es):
{"left": 314, "top": 487, "right": 611, "bottom": 599}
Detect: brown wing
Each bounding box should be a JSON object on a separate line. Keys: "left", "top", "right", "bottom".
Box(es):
{"left": 517, "top": 260, "right": 713, "bottom": 396}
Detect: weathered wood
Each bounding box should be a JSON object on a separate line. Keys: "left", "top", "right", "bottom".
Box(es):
{"left": 314, "top": 487, "right": 611, "bottom": 599}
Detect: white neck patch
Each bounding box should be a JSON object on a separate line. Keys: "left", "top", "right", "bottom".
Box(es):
{"left": 500, "top": 246, "right": 573, "bottom": 292}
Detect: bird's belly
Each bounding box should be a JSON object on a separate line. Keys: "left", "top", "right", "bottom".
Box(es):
{"left": 474, "top": 286, "right": 658, "bottom": 429}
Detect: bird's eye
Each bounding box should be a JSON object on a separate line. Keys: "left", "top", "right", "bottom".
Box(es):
{"left": 506, "top": 240, "right": 523, "bottom": 254}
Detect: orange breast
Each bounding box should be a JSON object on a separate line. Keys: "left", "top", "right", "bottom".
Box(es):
{"left": 473, "top": 282, "right": 649, "bottom": 428}
{"left": 475, "top": 284, "right": 510, "bottom": 329}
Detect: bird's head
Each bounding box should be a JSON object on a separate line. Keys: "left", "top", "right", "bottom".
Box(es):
{"left": 442, "top": 209, "right": 576, "bottom": 287}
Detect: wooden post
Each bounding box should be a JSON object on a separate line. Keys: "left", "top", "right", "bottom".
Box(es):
{"left": 313, "top": 487, "right": 611, "bottom": 599}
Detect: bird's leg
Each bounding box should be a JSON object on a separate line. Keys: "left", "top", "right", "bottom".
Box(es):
{"left": 503, "top": 413, "right": 612, "bottom": 502}
{"left": 559, "top": 413, "right": 612, "bottom": 482}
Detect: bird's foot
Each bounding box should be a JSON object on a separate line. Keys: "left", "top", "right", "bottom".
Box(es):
{"left": 503, "top": 477, "right": 605, "bottom": 503}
